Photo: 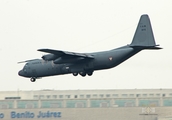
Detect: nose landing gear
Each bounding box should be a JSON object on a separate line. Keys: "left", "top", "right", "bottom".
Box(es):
{"left": 30, "top": 77, "right": 36, "bottom": 82}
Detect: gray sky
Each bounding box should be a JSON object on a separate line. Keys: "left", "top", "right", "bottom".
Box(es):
{"left": 0, "top": 0, "right": 171, "bottom": 91}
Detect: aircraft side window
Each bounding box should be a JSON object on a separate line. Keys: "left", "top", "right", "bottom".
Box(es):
{"left": 24, "top": 64, "right": 28, "bottom": 68}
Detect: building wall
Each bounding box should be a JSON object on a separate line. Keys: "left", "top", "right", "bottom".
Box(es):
{"left": 0, "top": 89, "right": 172, "bottom": 120}
{"left": 1, "top": 97, "right": 172, "bottom": 109}
{"left": 1, "top": 89, "right": 172, "bottom": 100}
{"left": 0, "top": 107, "right": 172, "bottom": 120}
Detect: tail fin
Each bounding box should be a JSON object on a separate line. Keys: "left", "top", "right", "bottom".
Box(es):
{"left": 130, "top": 14, "right": 161, "bottom": 49}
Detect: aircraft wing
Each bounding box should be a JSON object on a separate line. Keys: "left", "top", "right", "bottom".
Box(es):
{"left": 38, "top": 49, "right": 94, "bottom": 64}
{"left": 38, "top": 49, "right": 94, "bottom": 58}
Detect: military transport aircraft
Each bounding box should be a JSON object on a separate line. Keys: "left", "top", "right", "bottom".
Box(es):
{"left": 18, "top": 14, "right": 161, "bottom": 82}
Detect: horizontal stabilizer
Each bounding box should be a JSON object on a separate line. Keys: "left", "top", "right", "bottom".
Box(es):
{"left": 129, "top": 45, "right": 162, "bottom": 50}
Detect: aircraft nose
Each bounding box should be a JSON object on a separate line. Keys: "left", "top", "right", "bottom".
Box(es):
{"left": 18, "top": 70, "right": 23, "bottom": 76}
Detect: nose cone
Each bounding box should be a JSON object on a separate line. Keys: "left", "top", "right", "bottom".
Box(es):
{"left": 18, "top": 70, "right": 23, "bottom": 76}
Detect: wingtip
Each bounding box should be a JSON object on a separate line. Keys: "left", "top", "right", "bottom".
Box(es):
{"left": 18, "top": 59, "right": 40, "bottom": 64}
{"left": 37, "top": 49, "right": 44, "bottom": 51}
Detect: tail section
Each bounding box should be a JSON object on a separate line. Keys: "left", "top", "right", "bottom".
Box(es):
{"left": 130, "top": 14, "right": 161, "bottom": 49}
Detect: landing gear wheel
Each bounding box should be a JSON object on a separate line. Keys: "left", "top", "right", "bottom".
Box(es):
{"left": 30, "top": 77, "right": 36, "bottom": 82}
{"left": 79, "top": 72, "right": 86, "bottom": 77}
{"left": 73, "top": 73, "right": 78, "bottom": 76}
{"left": 87, "top": 71, "right": 93, "bottom": 76}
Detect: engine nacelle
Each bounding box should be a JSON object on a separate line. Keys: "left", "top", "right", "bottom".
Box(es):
{"left": 42, "top": 54, "right": 58, "bottom": 61}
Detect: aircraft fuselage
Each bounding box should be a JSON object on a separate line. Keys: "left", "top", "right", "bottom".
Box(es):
{"left": 18, "top": 46, "right": 140, "bottom": 80}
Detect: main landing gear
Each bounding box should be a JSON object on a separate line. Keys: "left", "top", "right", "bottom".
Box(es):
{"left": 73, "top": 73, "right": 78, "bottom": 76}
{"left": 72, "top": 71, "right": 93, "bottom": 77}
{"left": 30, "top": 77, "right": 36, "bottom": 82}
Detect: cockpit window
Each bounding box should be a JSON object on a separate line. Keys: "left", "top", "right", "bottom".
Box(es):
{"left": 23, "top": 63, "right": 29, "bottom": 72}
{"left": 25, "top": 63, "right": 29, "bottom": 66}
{"left": 24, "top": 63, "right": 29, "bottom": 68}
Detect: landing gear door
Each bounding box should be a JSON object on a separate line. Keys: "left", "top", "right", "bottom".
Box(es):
{"left": 84, "top": 60, "right": 94, "bottom": 70}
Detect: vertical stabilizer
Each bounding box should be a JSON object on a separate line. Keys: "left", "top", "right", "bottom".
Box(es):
{"left": 130, "top": 14, "right": 157, "bottom": 47}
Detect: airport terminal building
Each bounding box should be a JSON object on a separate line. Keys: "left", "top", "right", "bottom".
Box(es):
{"left": 0, "top": 89, "right": 172, "bottom": 120}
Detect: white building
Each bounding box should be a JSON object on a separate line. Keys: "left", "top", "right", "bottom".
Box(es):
{"left": 0, "top": 89, "right": 172, "bottom": 120}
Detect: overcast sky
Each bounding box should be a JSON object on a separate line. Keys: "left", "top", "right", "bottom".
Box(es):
{"left": 0, "top": 0, "right": 171, "bottom": 91}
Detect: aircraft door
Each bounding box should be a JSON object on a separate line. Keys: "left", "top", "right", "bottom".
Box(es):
{"left": 31, "top": 69, "right": 37, "bottom": 77}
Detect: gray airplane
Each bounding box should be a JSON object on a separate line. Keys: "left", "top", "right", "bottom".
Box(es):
{"left": 18, "top": 14, "right": 161, "bottom": 82}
